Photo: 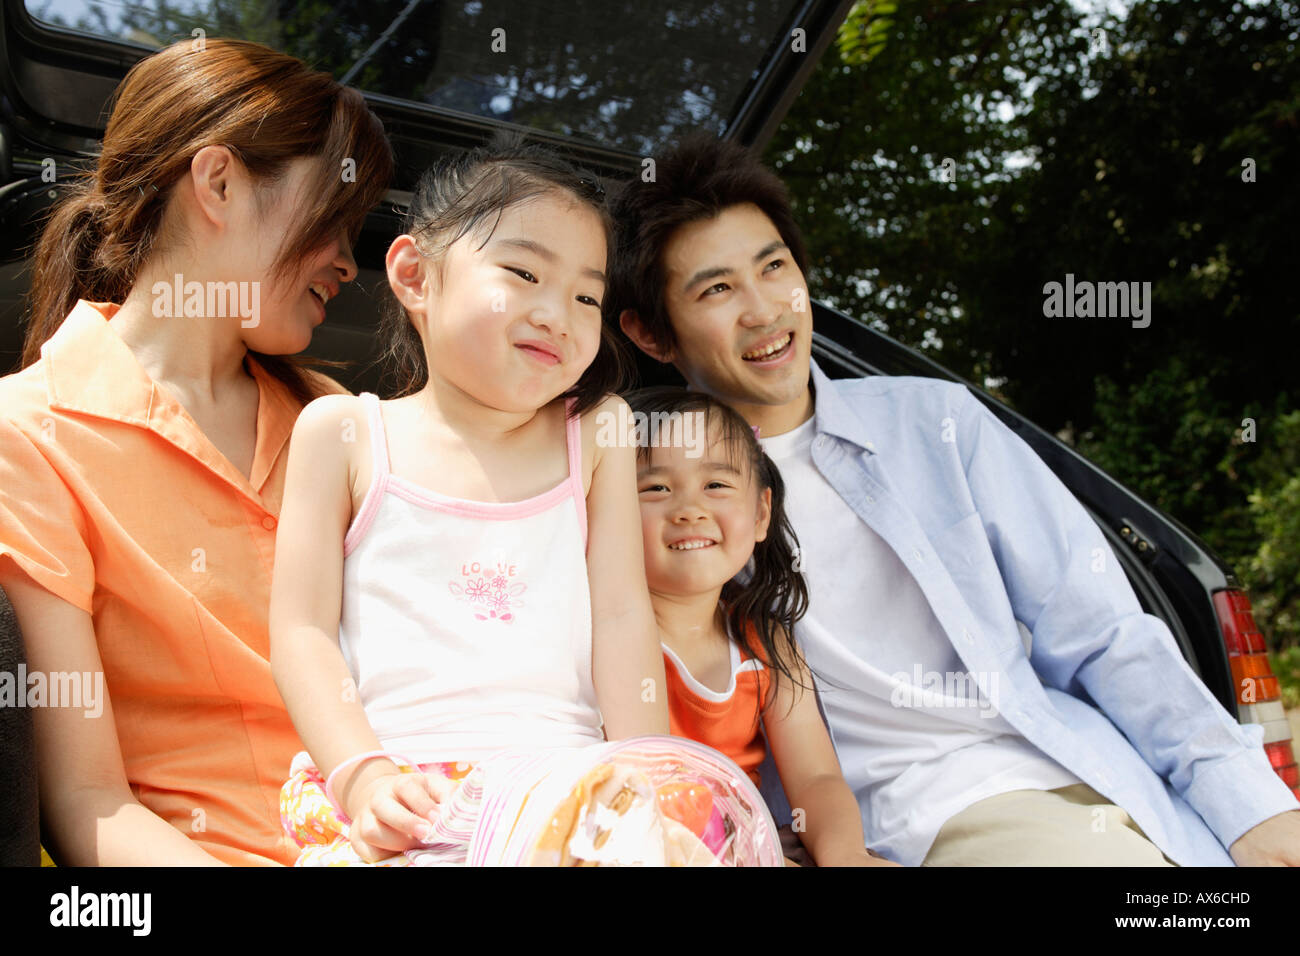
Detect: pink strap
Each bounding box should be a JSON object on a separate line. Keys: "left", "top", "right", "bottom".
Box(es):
{"left": 363, "top": 392, "right": 391, "bottom": 480}
{"left": 324, "top": 749, "right": 419, "bottom": 824}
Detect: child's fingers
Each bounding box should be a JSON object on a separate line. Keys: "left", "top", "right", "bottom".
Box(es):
{"left": 348, "top": 817, "right": 412, "bottom": 862}
{"left": 363, "top": 789, "right": 438, "bottom": 845}
{"left": 347, "top": 774, "right": 462, "bottom": 862}
{"left": 389, "top": 774, "right": 444, "bottom": 825}
{"left": 776, "top": 824, "right": 814, "bottom": 866}
{"left": 349, "top": 830, "right": 395, "bottom": 864}
{"left": 420, "top": 771, "right": 458, "bottom": 806}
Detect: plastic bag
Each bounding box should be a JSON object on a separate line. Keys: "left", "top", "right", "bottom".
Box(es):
{"left": 463, "top": 735, "right": 783, "bottom": 867}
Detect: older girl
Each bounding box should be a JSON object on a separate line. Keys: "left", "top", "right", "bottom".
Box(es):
{"left": 271, "top": 139, "right": 782, "bottom": 866}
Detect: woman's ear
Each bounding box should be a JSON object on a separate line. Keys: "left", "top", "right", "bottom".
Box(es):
{"left": 619, "top": 309, "right": 673, "bottom": 363}
{"left": 387, "top": 235, "right": 433, "bottom": 318}
{"left": 754, "top": 485, "right": 772, "bottom": 543}
{"left": 187, "top": 144, "right": 242, "bottom": 230}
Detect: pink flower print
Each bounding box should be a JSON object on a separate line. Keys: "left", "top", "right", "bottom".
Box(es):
{"left": 449, "top": 560, "right": 527, "bottom": 623}
{"left": 484, "top": 583, "right": 527, "bottom": 621}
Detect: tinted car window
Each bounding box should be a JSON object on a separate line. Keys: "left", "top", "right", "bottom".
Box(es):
{"left": 25, "top": 0, "right": 804, "bottom": 154}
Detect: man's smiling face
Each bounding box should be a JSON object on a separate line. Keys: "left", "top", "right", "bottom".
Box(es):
{"left": 653, "top": 203, "right": 813, "bottom": 431}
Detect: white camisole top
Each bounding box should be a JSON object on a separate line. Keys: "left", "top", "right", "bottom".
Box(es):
{"left": 336, "top": 392, "right": 604, "bottom": 763}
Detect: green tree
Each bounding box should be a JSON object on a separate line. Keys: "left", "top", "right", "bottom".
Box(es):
{"left": 770, "top": 0, "right": 1299, "bottom": 431}
{"left": 771, "top": 0, "right": 1300, "bottom": 646}
{"left": 1244, "top": 411, "right": 1300, "bottom": 652}
{"left": 767, "top": 0, "right": 1091, "bottom": 388}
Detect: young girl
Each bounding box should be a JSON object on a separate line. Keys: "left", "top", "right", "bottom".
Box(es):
{"left": 627, "top": 387, "right": 899, "bottom": 867}
{"left": 269, "top": 139, "right": 782, "bottom": 866}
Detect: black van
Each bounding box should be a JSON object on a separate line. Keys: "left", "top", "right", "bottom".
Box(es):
{"left": 1, "top": 0, "right": 1294, "bottom": 858}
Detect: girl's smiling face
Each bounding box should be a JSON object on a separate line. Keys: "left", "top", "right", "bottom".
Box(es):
{"left": 637, "top": 420, "right": 772, "bottom": 598}
{"left": 413, "top": 190, "right": 607, "bottom": 413}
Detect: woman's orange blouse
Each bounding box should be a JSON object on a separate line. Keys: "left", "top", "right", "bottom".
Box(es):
{"left": 0, "top": 300, "right": 346, "bottom": 865}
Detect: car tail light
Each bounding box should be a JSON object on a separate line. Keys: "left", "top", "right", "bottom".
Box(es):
{"left": 1266, "top": 741, "right": 1299, "bottom": 790}
{"left": 1213, "top": 589, "right": 1299, "bottom": 800}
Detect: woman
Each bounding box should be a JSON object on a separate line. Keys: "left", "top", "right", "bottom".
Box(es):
{"left": 0, "top": 38, "right": 393, "bottom": 865}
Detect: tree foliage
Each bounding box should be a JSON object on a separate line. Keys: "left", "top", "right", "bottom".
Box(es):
{"left": 1245, "top": 411, "right": 1300, "bottom": 654}
{"left": 771, "top": 0, "right": 1300, "bottom": 647}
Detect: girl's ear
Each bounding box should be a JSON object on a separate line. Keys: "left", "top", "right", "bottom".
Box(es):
{"left": 754, "top": 485, "right": 772, "bottom": 543}
{"left": 386, "top": 234, "right": 434, "bottom": 317}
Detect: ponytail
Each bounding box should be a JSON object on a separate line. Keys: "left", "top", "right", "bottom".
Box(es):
{"left": 23, "top": 181, "right": 131, "bottom": 368}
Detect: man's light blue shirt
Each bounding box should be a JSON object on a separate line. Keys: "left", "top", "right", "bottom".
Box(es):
{"left": 760, "top": 359, "right": 1296, "bottom": 865}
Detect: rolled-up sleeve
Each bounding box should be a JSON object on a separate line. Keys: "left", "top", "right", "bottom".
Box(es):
{"left": 0, "top": 416, "right": 95, "bottom": 614}
{"left": 956, "top": 387, "right": 1297, "bottom": 849}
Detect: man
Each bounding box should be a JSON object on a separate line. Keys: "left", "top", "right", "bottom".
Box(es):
{"left": 608, "top": 134, "right": 1299, "bottom": 866}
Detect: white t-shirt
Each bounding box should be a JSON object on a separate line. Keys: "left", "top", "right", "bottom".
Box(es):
{"left": 760, "top": 414, "right": 1079, "bottom": 866}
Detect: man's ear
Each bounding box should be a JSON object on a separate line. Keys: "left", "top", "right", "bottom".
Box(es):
{"left": 619, "top": 309, "right": 674, "bottom": 364}
{"left": 386, "top": 235, "right": 433, "bottom": 320}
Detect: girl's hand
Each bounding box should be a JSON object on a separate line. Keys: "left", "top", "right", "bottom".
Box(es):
{"left": 778, "top": 824, "right": 814, "bottom": 866}
{"left": 347, "top": 771, "right": 455, "bottom": 863}
{"left": 819, "top": 847, "right": 902, "bottom": 867}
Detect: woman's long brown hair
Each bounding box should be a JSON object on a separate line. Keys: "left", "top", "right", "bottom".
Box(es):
{"left": 22, "top": 38, "right": 394, "bottom": 406}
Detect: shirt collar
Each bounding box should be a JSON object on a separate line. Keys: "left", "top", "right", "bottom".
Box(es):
{"left": 43, "top": 300, "right": 300, "bottom": 497}
{"left": 44, "top": 300, "right": 155, "bottom": 426}
{"left": 809, "top": 356, "right": 876, "bottom": 454}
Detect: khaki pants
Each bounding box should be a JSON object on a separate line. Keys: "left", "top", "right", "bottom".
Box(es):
{"left": 921, "top": 783, "right": 1177, "bottom": 866}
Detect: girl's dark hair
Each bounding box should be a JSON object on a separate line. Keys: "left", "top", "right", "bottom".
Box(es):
{"left": 377, "top": 131, "right": 629, "bottom": 416}
{"left": 624, "top": 386, "right": 811, "bottom": 714}
{"left": 23, "top": 38, "right": 394, "bottom": 407}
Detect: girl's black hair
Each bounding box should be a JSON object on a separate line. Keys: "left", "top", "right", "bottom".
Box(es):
{"left": 624, "top": 386, "right": 812, "bottom": 716}
{"left": 377, "top": 130, "right": 629, "bottom": 416}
